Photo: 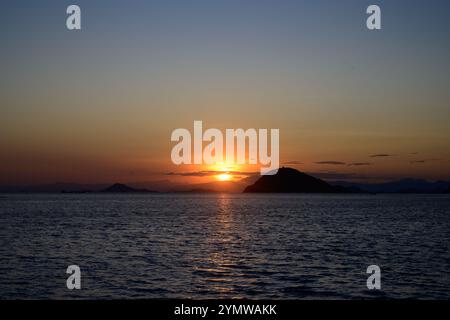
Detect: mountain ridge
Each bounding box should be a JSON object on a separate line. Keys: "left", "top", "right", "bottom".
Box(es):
{"left": 0, "top": 172, "right": 449, "bottom": 194}
{"left": 331, "top": 178, "right": 450, "bottom": 193}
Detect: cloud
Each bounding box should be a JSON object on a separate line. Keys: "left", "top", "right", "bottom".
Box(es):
{"left": 283, "top": 161, "right": 303, "bottom": 165}
{"left": 409, "top": 159, "right": 440, "bottom": 164}
{"left": 167, "top": 170, "right": 258, "bottom": 177}
{"left": 370, "top": 154, "right": 395, "bottom": 158}
{"left": 347, "top": 162, "right": 373, "bottom": 166}
{"left": 315, "top": 161, "right": 347, "bottom": 165}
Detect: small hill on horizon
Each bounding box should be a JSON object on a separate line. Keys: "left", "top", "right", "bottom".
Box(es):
{"left": 244, "top": 167, "right": 352, "bottom": 193}
{"left": 101, "top": 183, "right": 156, "bottom": 193}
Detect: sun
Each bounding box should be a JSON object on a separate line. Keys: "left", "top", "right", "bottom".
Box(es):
{"left": 209, "top": 162, "right": 239, "bottom": 181}
{"left": 217, "top": 173, "right": 232, "bottom": 181}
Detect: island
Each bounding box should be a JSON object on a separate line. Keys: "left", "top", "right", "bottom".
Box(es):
{"left": 244, "top": 167, "right": 354, "bottom": 193}
{"left": 101, "top": 183, "right": 157, "bottom": 193}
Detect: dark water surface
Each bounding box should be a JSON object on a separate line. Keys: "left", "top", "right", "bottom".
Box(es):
{"left": 0, "top": 194, "right": 449, "bottom": 299}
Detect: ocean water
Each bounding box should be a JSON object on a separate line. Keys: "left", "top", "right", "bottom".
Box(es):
{"left": 0, "top": 193, "right": 449, "bottom": 299}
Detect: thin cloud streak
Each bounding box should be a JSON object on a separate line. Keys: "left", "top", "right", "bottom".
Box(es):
{"left": 283, "top": 161, "right": 303, "bottom": 165}
{"left": 409, "top": 159, "right": 441, "bottom": 164}
{"left": 347, "top": 162, "right": 373, "bottom": 166}
{"left": 315, "top": 161, "right": 347, "bottom": 165}
{"left": 370, "top": 154, "right": 395, "bottom": 158}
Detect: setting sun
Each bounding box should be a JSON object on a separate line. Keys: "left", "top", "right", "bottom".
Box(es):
{"left": 217, "top": 173, "right": 232, "bottom": 181}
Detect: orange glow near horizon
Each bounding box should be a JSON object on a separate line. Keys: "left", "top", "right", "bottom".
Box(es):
{"left": 209, "top": 162, "right": 239, "bottom": 172}
{"left": 217, "top": 173, "right": 232, "bottom": 181}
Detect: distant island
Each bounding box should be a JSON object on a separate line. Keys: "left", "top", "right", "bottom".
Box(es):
{"left": 332, "top": 178, "right": 450, "bottom": 194}
{"left": 244, "top": 167, "right": 358, "bottom": 193}
{"left": 101, "top": 183, "right": 157, "bottom": 193}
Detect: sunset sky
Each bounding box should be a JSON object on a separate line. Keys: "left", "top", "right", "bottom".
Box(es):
{"left": 1, "top": 0, "right": 450, "bottom": 186}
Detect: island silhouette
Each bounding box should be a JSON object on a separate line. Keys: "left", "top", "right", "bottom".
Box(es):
{"left": 244, "top": 167, "right": 354, "bottom": 193}
{"left": 101, "top": 183, "right": 157, "bottom": 193}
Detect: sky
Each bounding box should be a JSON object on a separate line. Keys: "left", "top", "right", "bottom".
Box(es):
{"left": 1, "top": 0, "right": 450, "bottom": 185}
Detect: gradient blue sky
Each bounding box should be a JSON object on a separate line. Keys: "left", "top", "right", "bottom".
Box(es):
{"left": 1, "top": 0, "right": 449, "bottom": 184}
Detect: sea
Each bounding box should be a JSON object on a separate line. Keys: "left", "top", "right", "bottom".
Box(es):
{"left": 0, "top": 193, "right": 449, "bottom": 299}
